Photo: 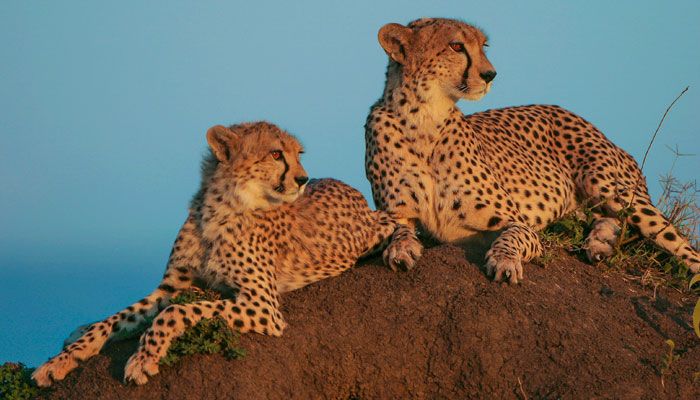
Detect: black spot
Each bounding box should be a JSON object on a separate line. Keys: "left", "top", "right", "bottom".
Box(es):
{"left": 640, "top": 208, "right": 656, "bottom": 216}
{"left": 158, "top": 284, "right": 175, "bottom": 293}
{"left": 487, "top": 217, "right": 502, "bottom": 228}
{"left": 663, "top": 232, "right": 677, "bottom": 241}
{"left": 234, "top": 319, "right": 244, "bottom": 328}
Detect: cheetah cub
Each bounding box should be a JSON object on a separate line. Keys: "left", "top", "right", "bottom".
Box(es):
{"left": 365, "top": 18, "right": 700, "bottom": 282}
{"left": 34, "top": 121, "right": 414, "bottom": 386}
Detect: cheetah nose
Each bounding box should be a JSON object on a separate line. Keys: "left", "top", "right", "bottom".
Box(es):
{"left": 294, "top": 176, "right": 309, "bottom": 187}
{"left": 480, "top": 70, "right": 497, "bottom": 83}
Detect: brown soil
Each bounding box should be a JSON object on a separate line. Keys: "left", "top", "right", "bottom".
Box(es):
{"left": 37, "top": 244, "right": 700, "bottom": 399}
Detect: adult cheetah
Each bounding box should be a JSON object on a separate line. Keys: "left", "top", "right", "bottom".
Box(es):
{"left": 33, "top": 121, "right": 415, "bottom": 386}
{"left": 365, "top": 17, "right": 700, "bottom": 283}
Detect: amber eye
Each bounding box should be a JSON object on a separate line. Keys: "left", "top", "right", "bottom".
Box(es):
{"left": 271, "top": 150, "right": 282, "bottom": 160}
{"left": 449, "top": 42, "right": 464, "bottom": 52}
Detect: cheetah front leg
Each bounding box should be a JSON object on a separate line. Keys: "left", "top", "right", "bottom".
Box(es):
{"left": 485, "top": 223, "right": 543, "bottom": 284}
{"left": 32, "top": 213, "right": 203, "bottom": 387}
{"left": 124, "top": 283, "right": 285, "bottom": 385}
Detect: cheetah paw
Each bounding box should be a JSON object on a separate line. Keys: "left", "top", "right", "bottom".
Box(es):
{"left": 383, "top": 232, "right": 423, "bottom": 271}
{"left": 584, "top": 219, "right": 620, "bottom": 263}
{"left": 124, "top": 352, "right": 160, "bottom": 385}
{"left": 32, "top": 355, "right": 79, "bottom": 387}
{"left": 485, "top": 253, "right": 523, "bottom": 284}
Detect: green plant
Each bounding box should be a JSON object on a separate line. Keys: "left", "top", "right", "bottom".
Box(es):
{"left": 538, "top": 207, "right": 595, "bottom": 267}
{"left": 169, "top": 287, "right": 222, "bottom": 305}
{"left": 0, "top": 362, "right": 39, "bottom": 400}
{"left": 159, "top": 317, "right": 246, "bottom": 366}
{"left": 159, "top": 288, "right": 246, "bottom": 367}
{"left": 691, "top": 275, "right": 700, "bottom": 339}
{"left": 661, "top": 339, "right": 680, "bottom": 388}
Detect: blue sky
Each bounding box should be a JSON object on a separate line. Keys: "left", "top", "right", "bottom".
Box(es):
{"left": 1, "top": 1, "right": 698, "bottom": 367}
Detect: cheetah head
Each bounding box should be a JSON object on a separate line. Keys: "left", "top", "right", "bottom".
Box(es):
{"left": 379, "top": 18, "right": 496, "bottom": 102}
{"left": 206, "top": 122, "right": 308, "bottom": 210}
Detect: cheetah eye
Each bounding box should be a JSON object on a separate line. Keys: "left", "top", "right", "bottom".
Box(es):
{"left": 271, "top": 150, "right": 282, "bottom": 160}
{"left": 449, "top": 42, "right": 464, "bottom": 52}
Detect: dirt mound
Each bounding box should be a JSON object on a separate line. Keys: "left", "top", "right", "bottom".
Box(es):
{"left": 37, "top": 244, "right": 700, "bottom": 399}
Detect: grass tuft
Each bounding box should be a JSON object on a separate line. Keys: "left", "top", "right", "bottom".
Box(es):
{"left": 159, "top": 288, "right": 246, "bottom": 367}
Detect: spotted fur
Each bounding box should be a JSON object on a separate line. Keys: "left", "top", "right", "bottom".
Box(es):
{"left": 365, "top": 18, "right": 700, "bottom": 283}
{"left": 33, "top": 121, "right": 409, "bottom": 386}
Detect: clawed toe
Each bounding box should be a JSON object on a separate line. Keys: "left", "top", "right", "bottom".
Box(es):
{"left": 32, "top": 355, "right": 79, "bottom": 387}
{"left": 485, "top": 254, "right": 523, "bottom": 284}
{"left": 383, "top": 237, "right": 423, "bottom": 271}
{"left": 124, "top": 354, "right": 160, "bottom": 385}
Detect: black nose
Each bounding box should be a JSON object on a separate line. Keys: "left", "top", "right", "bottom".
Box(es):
{"left": 480, "top": 70, "right": 497, "bottom": 83}
{"left": 294, "top": 176, "right": 309, "bottom": 187}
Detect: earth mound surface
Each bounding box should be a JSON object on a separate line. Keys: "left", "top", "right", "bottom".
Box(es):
{"left": 37, "top": 244, "right": 700, "bottom": 399}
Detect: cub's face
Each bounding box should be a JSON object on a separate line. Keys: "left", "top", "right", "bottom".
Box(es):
{"left": 207, "top": 122, "right": 308, "bottom": 210}
{"left": 379, "top": 18, "right": 496, "bottom": 102}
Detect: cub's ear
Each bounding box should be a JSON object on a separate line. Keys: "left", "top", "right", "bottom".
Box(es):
{"left": 207, "top": 125, "right": 241, "bottom": 162}
{"left": 378, "top": 23, "right": 414, "bottom": 64}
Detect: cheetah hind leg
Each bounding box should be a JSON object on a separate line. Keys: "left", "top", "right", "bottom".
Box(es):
{"left": 383, "top": 223, "right": 423, "bottom": 271}
{"left": 579, "top": 172, "right": 700, "bottom": 272}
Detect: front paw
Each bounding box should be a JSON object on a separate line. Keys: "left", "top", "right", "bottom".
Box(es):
{"left": 383, "top": 229, "right": 423, "bottom": 271}
{"left": 32, "top": 354, "right": 79, "bottom": 387}
{"left": 124, "top": 352, "right": 160, "bottom": 385}
{"left": 485, "top": 252, "right": 523, "bottom": 284}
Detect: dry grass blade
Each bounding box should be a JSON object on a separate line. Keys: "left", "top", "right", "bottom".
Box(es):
{"left": 618, "top": 86, "right": 690, "bottom": 250}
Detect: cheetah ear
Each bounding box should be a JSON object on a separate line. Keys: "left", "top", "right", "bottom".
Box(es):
{"left": 207, "top": 125, "right": 241, "bottom": 162}
{"left": 378, "top": 23, "right": 414, "bottom": 64}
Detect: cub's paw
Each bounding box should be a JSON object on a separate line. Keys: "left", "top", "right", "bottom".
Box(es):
{"left": 485, "top": 252, "right": 523, "bottom": 284}
{"left": 124, "top": 351, "right": 160, "bottom": 385}
{"left": 383, "top": 227, "right": 423, "bottom": 271}
{"left": 584, "top": 218, "right": 620, "bottom": 263}
{"left": 32, "top": 354, "right": 79, "bottom": 387}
